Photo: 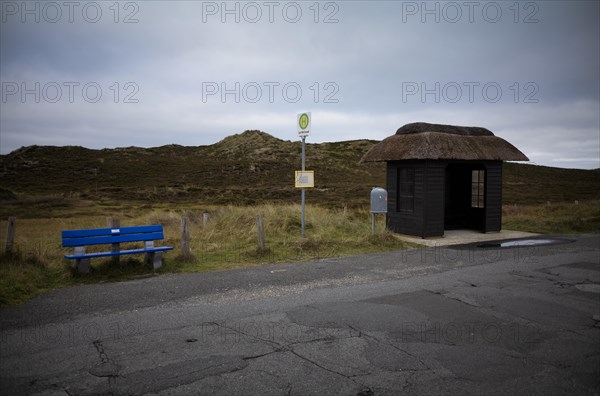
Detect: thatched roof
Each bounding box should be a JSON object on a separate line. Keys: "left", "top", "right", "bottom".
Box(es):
{"left": 361, "top": 122, "right": 528, "bottom": 162}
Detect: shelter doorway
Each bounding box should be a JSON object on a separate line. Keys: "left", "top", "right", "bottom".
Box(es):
{"left": 444, "top": 163, "right": 485, "bottom": 231}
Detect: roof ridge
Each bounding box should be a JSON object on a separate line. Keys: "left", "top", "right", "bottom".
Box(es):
{"left": 395, "top": 122, "right": 494, "bottom": 137}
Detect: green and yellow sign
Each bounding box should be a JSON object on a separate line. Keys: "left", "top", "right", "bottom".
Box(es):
{"left": 297, "top": 112, "right": 311, "bottom": 137}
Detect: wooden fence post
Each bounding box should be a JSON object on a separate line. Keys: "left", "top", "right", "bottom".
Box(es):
{"left": 107, "top": 218, "right": 120, "bottom": 265}
{"left": 5, "top": 217, "right": 16, "bottom": 254}
{"left": 371, "top": 213, "right": 376, "bottom": 235}
{"left": 257, "top": 214, "right": 265, "bottom": 251}
{"left": 181, "top": 216, "right": 191, "bottom": 259}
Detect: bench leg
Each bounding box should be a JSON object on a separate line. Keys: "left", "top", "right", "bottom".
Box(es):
{"left": 153, "top": 252, "right": 164, "bottom": 270}
{"left": 145, "top": 252, "right": 163, "bottom": 270}
{"left": 76, "top": 258, "right": 91, "bottom": 273}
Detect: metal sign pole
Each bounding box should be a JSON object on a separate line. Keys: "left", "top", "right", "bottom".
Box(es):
{"left": 297, "top": 112, "right": 311, "bottom": 239}
{"left": 301, "top": 136, "right": 306, "bottom": 238}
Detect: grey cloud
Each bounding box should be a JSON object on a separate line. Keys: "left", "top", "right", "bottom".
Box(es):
{"left": 0, "top": 1, "right": 598, "bottom": 169}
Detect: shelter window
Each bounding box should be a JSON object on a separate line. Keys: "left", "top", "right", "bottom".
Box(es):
{"left": 398, "top": 168, "right": 415, "bottom": 213}
{"left": 471, "top": 170, "right": 485, "bottom": 208}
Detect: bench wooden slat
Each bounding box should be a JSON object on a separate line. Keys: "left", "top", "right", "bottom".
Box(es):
{"left": 65, "top": 246, "right": 173, "bottom": 260}
{"left": 62, "top": 224, "right": 163, "bottom": 239}
{"left": 62, "top": 231, "right": 165, "bottom": 247}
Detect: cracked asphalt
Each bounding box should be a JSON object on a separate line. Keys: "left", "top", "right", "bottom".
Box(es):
{"left": 1, "top": 234, "right": 599, "bottom": 395}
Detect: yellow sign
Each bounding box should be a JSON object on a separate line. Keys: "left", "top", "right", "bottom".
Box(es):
{"left": 295, "top": 171, "right": 314, "bottom": 188}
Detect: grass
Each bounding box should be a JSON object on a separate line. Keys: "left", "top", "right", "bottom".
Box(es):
{"left": 1, "top": 200, "right": 599, "bottom": 307}
{"left": 2, "top": 135, "right": 598, "bottom": 306}
{"left": 502, "top": 200, "right": 600, "bottom": 234}
{"left": 503, "top": 162, "right": 599, "bottom": 204}
{"left": 0, "top": 132, "right": 385, "bottom": 208}
{"left": 0, "top": 204, "right": 420, "bottom": 307}
{"left": 0, "top": 251, "right": 69, "bottom": 306}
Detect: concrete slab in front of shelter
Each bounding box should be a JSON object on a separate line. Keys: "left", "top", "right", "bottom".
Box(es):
{"left": 394, "top": 229, "right": 541, "bottom": 247}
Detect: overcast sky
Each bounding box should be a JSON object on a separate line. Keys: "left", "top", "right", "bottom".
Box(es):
{"left": 1, "top": 0, "right": 599, "bottom": 169}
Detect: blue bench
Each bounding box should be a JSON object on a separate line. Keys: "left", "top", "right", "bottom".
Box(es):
{"left": 62, "top": 224, "right": 173, "bottom": 273}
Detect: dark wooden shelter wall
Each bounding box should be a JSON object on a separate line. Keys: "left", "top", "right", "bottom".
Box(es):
{"left": 423, "top": 161, "right": 445, "bottom": 237}
{"left": 484, "top": 161, "right": 503, "bottom": 232}
{"left": 386, "top": 161, "right": 426, "bottom": 236}
{"left": 386, "top": 159, "right": 505, "bottom": 237}
{"left": 386, "top": 163, "right": 397, "bottom": 216}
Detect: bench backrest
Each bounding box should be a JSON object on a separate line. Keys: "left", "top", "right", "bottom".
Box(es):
{"left": 62, "top": 224, "right": 166, "bottom": 247}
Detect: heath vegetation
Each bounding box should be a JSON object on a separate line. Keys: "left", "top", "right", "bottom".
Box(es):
{"left": 1, "top": 131, "right": 598, "bottom": 306}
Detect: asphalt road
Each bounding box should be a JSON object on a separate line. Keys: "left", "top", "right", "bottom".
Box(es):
{"left": 1, "top": 234, "right": 599, "bottom": 395}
